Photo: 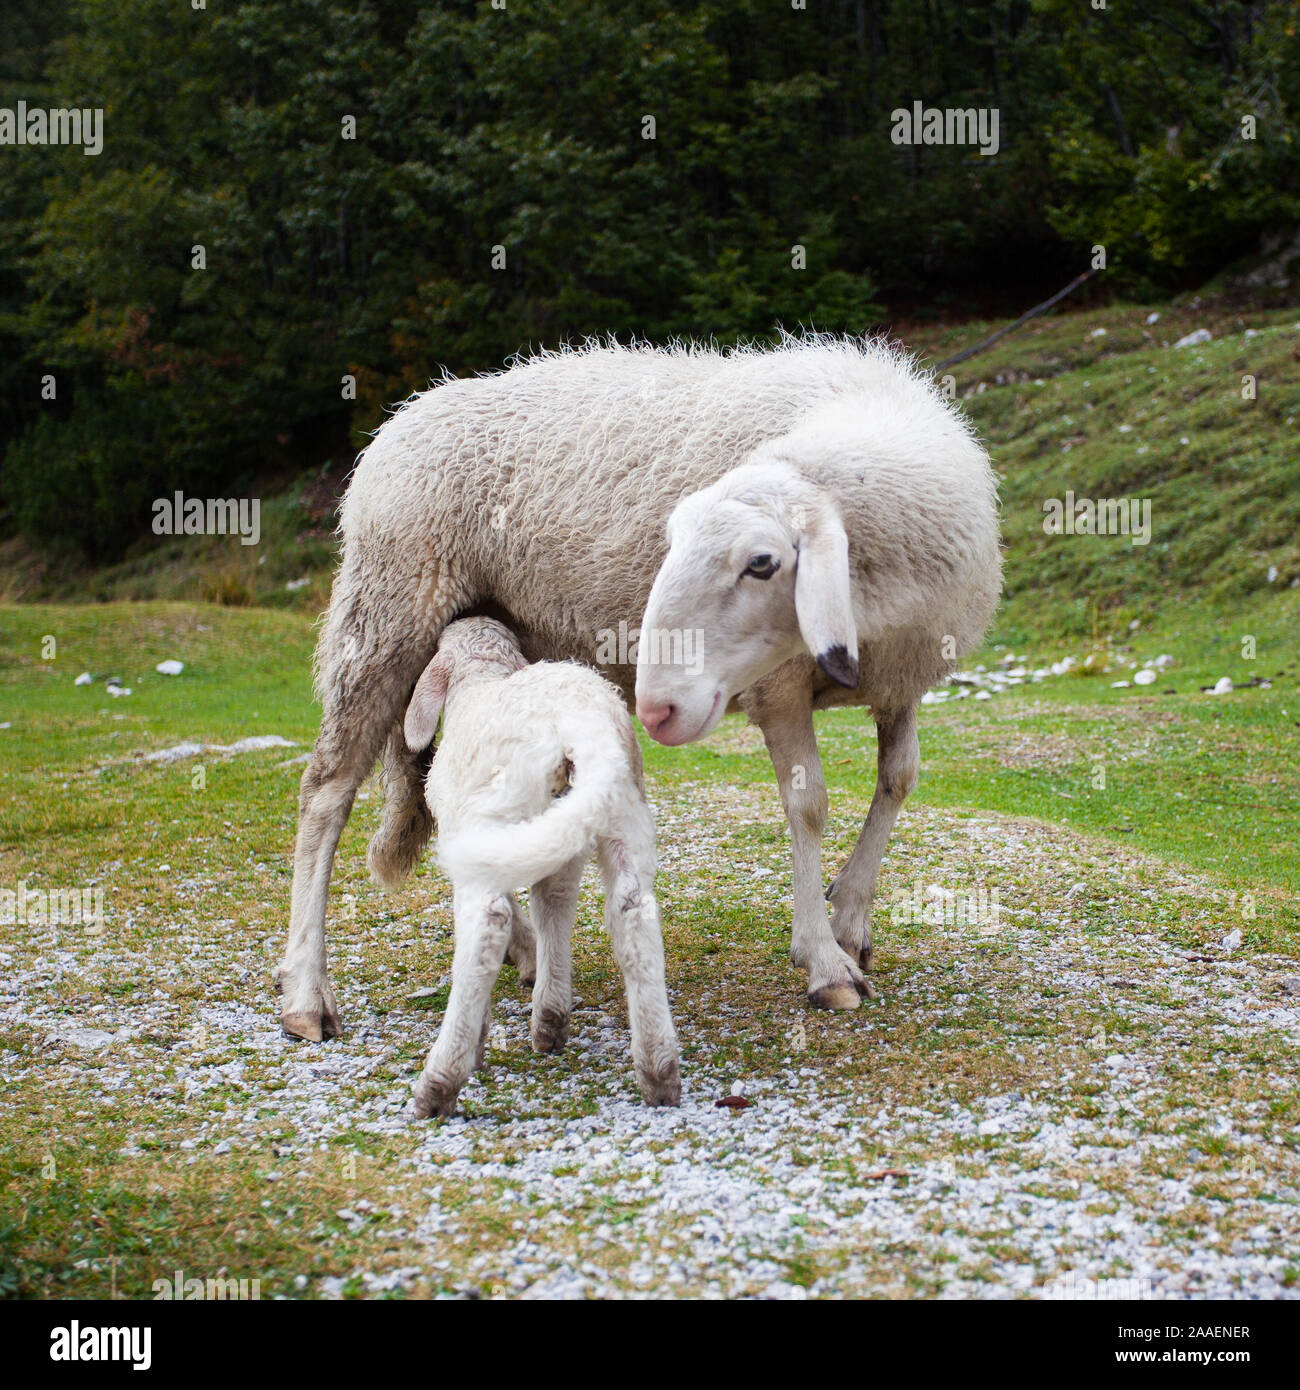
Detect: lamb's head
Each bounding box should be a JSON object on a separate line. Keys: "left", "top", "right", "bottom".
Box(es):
{"left": 635, "top": 461, "right": 859, "bottom": 746}
{"left": 404, "top": 616, "right": 526, "bottom": 753}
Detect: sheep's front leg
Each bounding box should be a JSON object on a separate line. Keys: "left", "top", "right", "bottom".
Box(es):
{"left": 529, "top": 857, "right": 585, "bottom": 1054}
{"left": 755, "top": 698, "right": 872, "bottom": 1011}
{"left": 413, "top": 888, "right": 512, "bottom": 1118}
{"left": 598, "top": 817, "right": 680, "bottom": 1106}
{"left": 827, "top": 705, "right": 919, "bottom": 968}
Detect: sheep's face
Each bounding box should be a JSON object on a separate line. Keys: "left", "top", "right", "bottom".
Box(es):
{"left": 635, "top": 465, "right": 859, "bottom": 746}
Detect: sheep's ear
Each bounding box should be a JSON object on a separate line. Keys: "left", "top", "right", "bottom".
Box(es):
{"left": 792, "top": 497, "right": 860, "bottom": 689}
{"left": 404, "top": 652, "right": 452, "bottom": 752}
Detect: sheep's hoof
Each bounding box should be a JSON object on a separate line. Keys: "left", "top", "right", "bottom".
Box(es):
{"left": 413, "top": 1073, "right": 459, "bottom": 1119}
{"left": 807, "top": 982, "right": 863, "bottom": 1011}
{"left": 277, "top": 977, "right": 344, "bottom": 1041}
{"left": 638, "top": 1059, "right": 682, "bottom": 1108}
{"left": 531, "top": 1008, "right": 570, "bottom": 1054}
{"left": 280, "top": 1004, "right": 344, "bottom": 1042}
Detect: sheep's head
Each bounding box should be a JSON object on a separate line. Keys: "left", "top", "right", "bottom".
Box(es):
{"left": 635, "top": 461, "right": 859, "bottom": 746}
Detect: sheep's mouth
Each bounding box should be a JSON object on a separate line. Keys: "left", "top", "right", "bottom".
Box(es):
{"left": 651, "top": 689, "right": 725, "bottom": 747}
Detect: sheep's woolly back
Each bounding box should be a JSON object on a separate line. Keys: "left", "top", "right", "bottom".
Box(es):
{"left": 328, "top": 333, "right": 1000, "bottom": 713}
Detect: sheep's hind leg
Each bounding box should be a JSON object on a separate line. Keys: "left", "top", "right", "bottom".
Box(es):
{"left": 826, "top": 705, "right": 919, "bottom": 969}
{"left": 529, "top": 857, "right": 585, "bottom": 1054}
{"left": 413, "top": 889, "right": 512, "bottom": 1118}
{"left": 751, "top": 692, "right": 872, "bottom": 1011}
{"left": 277, "top": 741, "right": 379, "bottom": 1041}
{"left": 277, "top": 595, "right": 434, "bottom": 1041}
{"left": 599, "top": 818, "right": 680, "bottom": 1107}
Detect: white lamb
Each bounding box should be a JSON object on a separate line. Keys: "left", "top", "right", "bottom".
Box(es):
{"left": 275, "top": 335, "right": 1001, "bottom": 1040}
{"left": 400, "top": 616, "right": 680, "bottom": 1117}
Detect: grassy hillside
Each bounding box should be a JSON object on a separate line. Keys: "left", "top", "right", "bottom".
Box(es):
{"left": 7, "top": 292, "right": 1297, "bottom": 653}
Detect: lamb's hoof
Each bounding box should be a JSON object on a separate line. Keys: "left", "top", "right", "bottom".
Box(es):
{"left": 638, "top": 1060, "right": 682, "bottom": 1108}
{"left": 808, "top": 982, "right": 863, "bottom": 1011}
{"left": 531, "top": 1008, "right": 570, "bottom": 1054}
{"left": 413, "top": 1073, "right": 458, "bottom": 1119}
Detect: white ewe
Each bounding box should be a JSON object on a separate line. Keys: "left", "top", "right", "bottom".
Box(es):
{"left": 400, "top": 617, "right": 679, "bottom": 1117}
{"left": 275, "top": 335, "right": 1000, "bottom": 1039}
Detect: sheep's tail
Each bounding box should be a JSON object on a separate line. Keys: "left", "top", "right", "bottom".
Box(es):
{"left": 367, "top": 723, "right": 434, "bottom": 887}
{"left": 437, "top": 730, "right": 626, "bottom": 893}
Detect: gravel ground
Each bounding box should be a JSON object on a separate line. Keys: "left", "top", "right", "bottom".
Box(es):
{"left": 4, "top": 766, "right": 1299, "bottom": 1299}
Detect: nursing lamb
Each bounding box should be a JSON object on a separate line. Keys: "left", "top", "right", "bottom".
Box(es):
{"left": 400, "top": 617, "right": 679, "bottom": 1116}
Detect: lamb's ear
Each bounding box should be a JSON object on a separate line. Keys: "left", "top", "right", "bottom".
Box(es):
{"left": 792, "top": 496, "right": 860, "bottom": 689}
{"left": 404, "top": 652, "right": 452, "bottom": 752}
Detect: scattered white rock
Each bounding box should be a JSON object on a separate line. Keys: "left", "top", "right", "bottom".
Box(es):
{"left": 731, "top": 1081, "right": 746, "bottom": 1098}
{"left": 285, "top": 578, "right": 311, "bottom": 592}
{"left": 1145, "top": 312, "right": 1160, "bottom": 325}
{"left": 222, "top": 736, "right": 297, "bottom": 754}
{"left": 1267, "top": 565, "right": 1278, "bottom": 583}
{"left": 1173, "top": 328, "right": 1212, "bottom": 348}
{"left": 105, "top": 682, "right": 132, "bottom": 697}
{"left": 74, "top": 672, "right": 93, "bottom": 686}
{"left": 141, "top": 742, "right": 205, "bottom": 764}
{"left": 155, "top": 660, "right": 184, "bottom": 676}
{"left": 1211, "top": 677, "right": 1234, "bottom": 695}
{"left": 1133, "top": 669, "right": 1157, "bottom": 686}
{"left": 137, "top": 735, "right": 296, "bottom": 765}
{"left": 1222, "top": 929, "right": 1242, "bottom": 952}
{"left": 1089, "top": 328, "right": 1107, "bottom": 339}
{"left": 47, "top": 1027, "right": 115, "bottom": 1049}
{"left": 1110, "top": 680, "right": 1131, "bottom": 689}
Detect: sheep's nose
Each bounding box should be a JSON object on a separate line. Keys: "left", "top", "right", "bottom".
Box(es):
{"left": 636, "top": 700, "right": 675, "bottom": 738}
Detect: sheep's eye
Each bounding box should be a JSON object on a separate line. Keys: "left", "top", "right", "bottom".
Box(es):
{"left": 743, "top": 554, "right": 779, "bottom": 580}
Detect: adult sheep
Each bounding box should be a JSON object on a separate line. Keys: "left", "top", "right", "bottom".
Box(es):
{"left": 276, "top": 335, "right": 1001, "bottom": 1040}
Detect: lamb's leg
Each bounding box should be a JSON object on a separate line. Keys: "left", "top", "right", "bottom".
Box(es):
{"left": 529, "top": 857, "right": 585, "bottom": 1054}
{"left": 413, "top": 888, "right": 512, "bottom": 1118}
{"left": 506, "top": 894, "right": 537, "bottom": 988}
{"left": 598, "top": 817, "right": 680, "bottom": 1107}
{"left": 827, "top": 705, "right": 920, "bottom": 968}
{"left": 752, "top": 693, "right": 872, "bottom": 1011}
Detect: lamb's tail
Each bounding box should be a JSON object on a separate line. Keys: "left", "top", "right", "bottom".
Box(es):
{"left": 437, "top": 729, "right": 625, "bottom": 893}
